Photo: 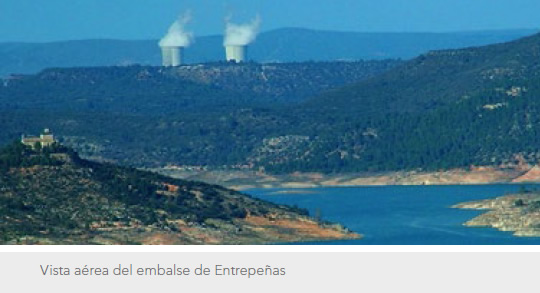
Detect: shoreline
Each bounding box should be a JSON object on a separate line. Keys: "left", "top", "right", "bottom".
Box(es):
{"left": 156, "top": 165, "right": 540, "bottom": 239}
{"left": 153, "top": 165, "right": 540, "bottom": 191}
{"left": 232, "top": 181, "right": 540, "bottom": 191}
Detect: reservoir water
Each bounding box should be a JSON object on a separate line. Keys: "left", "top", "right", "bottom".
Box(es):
{"left": 249, "top": 184, "right": 540, "bottom": 245}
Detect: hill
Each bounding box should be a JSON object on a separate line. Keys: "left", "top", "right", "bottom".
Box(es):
{"left": 0, "top": 141, "right": 358, "bottom": 244}
{"left": 307, "top": 31, "right": 540, "bottom": 115}
{"left": 0, "top": 28, "right": 536, "bottom": 76}
{"left": 270, "top": 32, "right": 540, "bottom": 172}
{"left": 0, "top": 60, "right": 400, "bottom": 112}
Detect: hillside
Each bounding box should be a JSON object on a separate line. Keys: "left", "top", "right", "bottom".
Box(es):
{"left": 278, "top": 32, "right": 540, "bottom": 172}
{"left": 0, "top": 141, "right": 358, "bottom": 244}
{"left": 0, "top": 60, "right": 400, "bottom": 112}
{"left": 0, "top": 60, "right": 400, "bottom": 167}
{"left": 0, "top": 28, "right": 536, "bottom": 76}
{"left": 307, "top": 32, "right": 540, "bottom": 115}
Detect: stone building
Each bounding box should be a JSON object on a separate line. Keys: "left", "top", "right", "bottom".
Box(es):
{"left": 21, "top": 128, "right": 56, "bottom": 149}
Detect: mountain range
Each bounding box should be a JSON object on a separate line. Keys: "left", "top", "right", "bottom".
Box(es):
{"left": 0, "top": 27, "right": 537, "bottom": 76}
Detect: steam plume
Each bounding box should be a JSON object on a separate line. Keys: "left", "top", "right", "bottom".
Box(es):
{"left": 224, "top": 15, "right": 261, "bottom": 46}
{"left": 159, "top": 11, "right": 193, "bottom": 47}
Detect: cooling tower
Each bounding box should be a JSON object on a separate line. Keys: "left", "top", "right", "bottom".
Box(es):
{"left": 225, "top": 45, "right": 247, "bottom": 63}
{"left": 161, "top": 46, "right": 184, "bottom": 67}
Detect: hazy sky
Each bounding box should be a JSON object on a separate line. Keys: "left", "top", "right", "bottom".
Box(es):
{"left": 1, "top": 0, "right": 540, "bottom": 42}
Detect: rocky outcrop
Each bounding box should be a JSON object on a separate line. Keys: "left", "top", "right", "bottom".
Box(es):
{"left": 455, "top": 194, "right": 540, "bottom": 237}
{"left": 512, "top": 165, "right": 540, "bottom": 183}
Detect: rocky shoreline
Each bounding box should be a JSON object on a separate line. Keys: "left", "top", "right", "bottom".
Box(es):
{"left": 155, "top": 165, "right": 540, "bottom": 191}
{"left": 454, "top": 193, "right": 540, "bottom": 237}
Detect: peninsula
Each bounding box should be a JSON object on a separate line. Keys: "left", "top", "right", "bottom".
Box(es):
{"left": 455, "top": 190, "right": 540, "bottom": 237}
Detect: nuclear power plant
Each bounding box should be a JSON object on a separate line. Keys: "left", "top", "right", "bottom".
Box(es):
{"left": 225, "top": 45, "right": 247, "bottom": 63}
{"left": 159, "top": 13, "right": 260, "bottom": 66}
{"left": 160, "top": 46, "right": 184, "bottom": 67}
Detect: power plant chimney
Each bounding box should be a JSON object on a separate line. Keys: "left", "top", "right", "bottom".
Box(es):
{"left": 161, "top": 46, "right": 184, "bottom": 67}
{"left": 224, "top": 16, "right": 260, "bottom": 63}
{"left": 159, "top": 11, "right": 192, "bottom": 67}
{"left": 225, "top": 45, "right": 247, "bottom": 63}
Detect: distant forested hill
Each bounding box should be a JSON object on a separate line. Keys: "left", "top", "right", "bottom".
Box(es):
{"left": 0, "top": 28, "right": 536, "bottom": 76}
{"left": 0, "top": 60, "right": 400, "bottom": 112}
{"left": 307, "top": 31, "right": 540, "bottom": 115}
{"left": 273, "top": 32, "right": 540, "bottom": 172}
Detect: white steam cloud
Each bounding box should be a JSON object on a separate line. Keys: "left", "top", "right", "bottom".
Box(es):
{"left": 224, "top": 15, "right": 261, "bottom": 46}
{"left": 159, "top": 11, "right": 193, "bottom": 47}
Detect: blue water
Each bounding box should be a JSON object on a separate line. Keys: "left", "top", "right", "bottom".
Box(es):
{"left": 249, "top": 185, "right": 540, "bottom": 245}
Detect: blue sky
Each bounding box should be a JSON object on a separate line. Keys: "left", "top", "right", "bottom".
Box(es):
{"left": 1, "top": 0, "right": 540, "bottom": 42}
